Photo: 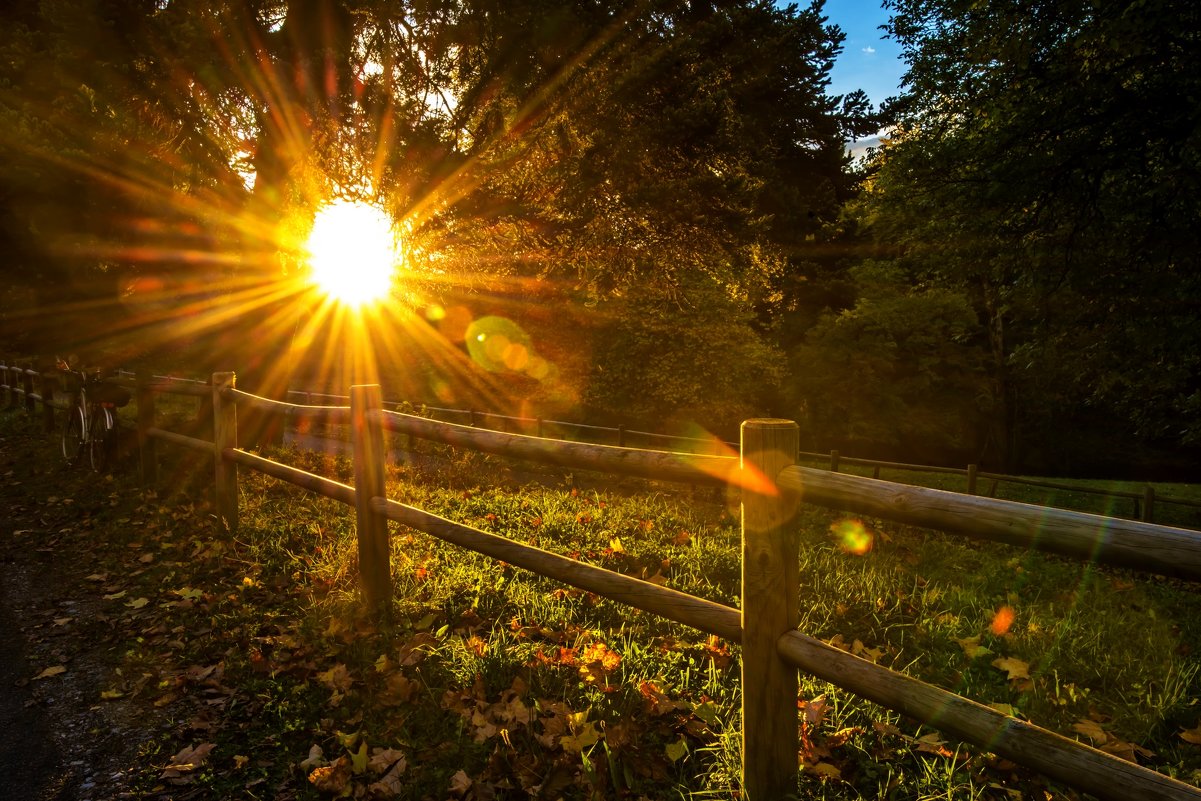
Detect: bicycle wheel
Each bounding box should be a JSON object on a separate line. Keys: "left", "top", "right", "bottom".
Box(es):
{"left": 62, "top": 406, "right": 85, "bottom": 465}
{"left": 89, "top": 405, "right": 114, "bottom": 472}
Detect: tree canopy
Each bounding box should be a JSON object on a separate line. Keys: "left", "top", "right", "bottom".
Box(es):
{"left": 847, "top": 0, "right": 1201, "bottom": 470}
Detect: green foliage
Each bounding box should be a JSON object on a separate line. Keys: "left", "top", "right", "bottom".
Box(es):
{"left": 585, "top": 285, "right": 785, "bottom": 432}
{"left": 855, "top": 0, "right": 1201, "bottom": 466}
{"left": 791, "top": 262, "right": 990, "bottom": 455}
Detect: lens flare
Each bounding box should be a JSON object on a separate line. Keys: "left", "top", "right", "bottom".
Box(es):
{"left": 306, "top": 200, "right": 398, "bottom": 306}
{"left": 831, "top": 518, "right": 873, "bottom": 555}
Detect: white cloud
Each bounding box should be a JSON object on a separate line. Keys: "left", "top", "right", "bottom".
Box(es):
{"left": 862, "top": 46, "right": 876, "bottom": 54}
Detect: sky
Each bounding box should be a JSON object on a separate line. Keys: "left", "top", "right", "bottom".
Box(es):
{"left": 812, "top": 0, "right": 906, "bottom": 110}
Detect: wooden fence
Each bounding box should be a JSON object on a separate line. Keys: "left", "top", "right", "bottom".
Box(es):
{"left": 90, "top": 365, "right": 1201, "bottom": 526}
{"left": 4, "top": 363, "right": 1201, "bottom": 799}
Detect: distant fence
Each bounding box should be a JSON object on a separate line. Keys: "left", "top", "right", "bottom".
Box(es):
{"left": 5, "top": 361, "right": 1201, "bottom": 799}
{"left": 73, "top": 365, "right": 1198, "bottom": 525}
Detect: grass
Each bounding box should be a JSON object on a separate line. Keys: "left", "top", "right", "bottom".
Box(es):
{"left": 3, "top": 408, "right": 1201, "bottom": 800}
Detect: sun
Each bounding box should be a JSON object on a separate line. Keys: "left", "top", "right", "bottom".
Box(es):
{"left": 306, "top": 200, "right": 399, "bottom": 306}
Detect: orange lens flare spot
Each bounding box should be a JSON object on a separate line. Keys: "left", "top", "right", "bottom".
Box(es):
{"left": 990, "top": 605, "right": 1016, "bottom": 636}
{"left": 831, "top": 518, "right": 873, "bottom": 555}
{"left": 306, "top": 200, "right": 398, "bottom": 307}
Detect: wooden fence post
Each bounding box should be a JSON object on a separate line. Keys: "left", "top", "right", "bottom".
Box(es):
{"left": 1142, "top": 485, "right": 1155, "bottom": 524}
{"left": 212, "top": 372, "right": 238, "bottom": 534}
{"left": 830, "top": 449, "right": 840, "bottom": 472}
{"left": 741, "top": 418, "right": 800, "bottom": 800}
{"left": 137, "top": 372, "right": 157, "bottom": 486}
{"left": 22, "top": 366, "right": 35, "bottom": 414}
{"left": 40, "top": 367, "right": 56, "bottom": 432}
{"left": 351, "top": 384, "right": 391, "bottom": 610}
{"left": 967, "top": 464, "right": 978, "bottom": 495}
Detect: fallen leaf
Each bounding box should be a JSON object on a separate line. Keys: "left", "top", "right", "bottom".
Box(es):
{"left": 914, "top": 732, "right": 952, "bottom": 756}
{"left": 1101, "top": 738, "right": 1155, "bottom": 763}
{"left": 299, "top": 744, "right": 326, "bottom": 771}
{"left": 103, "top": 590, "right": 127, "bottom": 601}
{"left": 991, "top": 656, "right": 1030, "bottom": 681}
{"left": 34, "top": 665, "right": 67, "bottom": 680}
{"left": 316, "top": 664, "right": 353, "bottom": 693}
{"left": 806, "top": 761, "right": 842, "bottom": 780}
{"left": 126, "top": 597, "right": 149, "bottom": 609}
{"left": 956, "top": 635, "right": 993, "bottom": 659}
{"left": 1071, "top": 719, "right": 1108, "bottom": 745}
{"left": 100, "top": 688, "right": 124, "bottom": 700}
{"left": 367, "top": 758, "right": 407, "bottom": 798}
{"left": 368, "top": 748, "right": 407, "bottom": 775}
{"left": 665, "top": 738, "right": 688, "bottom": 763}
{"left": 1181, "top": 724, "right": 1201, "bottom": 746}
{"left": 560, "top": 716, "right": 601, "bottom": 753}
{"left": 163, "top": 742, "right": 216, "bottom": 776}
{"left": 233, "top": 755, "right": 250, "bottom": 769}
{"left": 448, "top": 769, "right": 472, "bottom": 796}
{"left": 309, "top": 757, "right": 351, "bottom": 794}
{"left": 350, "top": 741, "right": 369, "bottom": 774}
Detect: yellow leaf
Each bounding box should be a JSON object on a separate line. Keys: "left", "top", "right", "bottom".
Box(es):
{"left": 316, "top": 664, "right": 353, "bottom": 693}
{"left": 350, "top": 741, "right": 369, "bottom": 774}
{"left": 103, "top": 590, "right": 127, "bottom": 601}
{"left": 560, "top": 719, "right": 601, "bottom": 753}
{"left": 956, "top": 635, "right": 993, "bottom": 659}
{"left": 233, "top": 755, "right": 250, "bottom": 769}
{"left": 100, "top": 688, "right": 124, "bottom": 700}
{"left": 609, "top": 537, "right": 625, "bottom": 554}
{"left": 665, "top": 737, "right": 688, "bottom": 763}
{"left": 34, "top": 665, "right": 67, "bottom": 680}
{"left": 1180, "top": 724, "right": 1201, "bottom": 746}
{"left": 807, "top": 761, "right": 842, "bottom": 780}
{"left": 991, "top": 656, "right": 1030, "bottom": 681}
{"left": 1071, "top": 719, "right": 1108, "bottom": 745}
{"left": 126, "top": 597, "right": 149, "bottom": 609}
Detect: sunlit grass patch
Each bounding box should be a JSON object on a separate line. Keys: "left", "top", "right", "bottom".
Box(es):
{"left": 30, "top": 422, "right": 1197, "bottom": 800}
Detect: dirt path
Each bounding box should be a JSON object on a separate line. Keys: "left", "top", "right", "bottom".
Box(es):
{"left": 0, "top": 579, "right": 69, "bottom": 800}
{"left": 0, "top": 412, "right": 158, "bottom": 800}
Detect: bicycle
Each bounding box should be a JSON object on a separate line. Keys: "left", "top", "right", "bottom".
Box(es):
{"left": 58, "top": 361, "right": 130, "bottom": 471}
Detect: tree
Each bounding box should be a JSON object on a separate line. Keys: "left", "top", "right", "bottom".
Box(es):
{"left": 2, "top": 0, "right": 867, "bottom": 436}
{"left": 790, "top": 262, "right": 988, "bottom": 459}
{"left": 853, "top": 0, "right": 1201, "bottom": 469}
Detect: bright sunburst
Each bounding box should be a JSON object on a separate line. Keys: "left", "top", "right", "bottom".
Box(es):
{"left": 306, "top": 200, "right": 399, "bottom": 307}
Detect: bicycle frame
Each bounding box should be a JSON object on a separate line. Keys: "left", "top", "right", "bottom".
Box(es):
{"left": 60, "top": 368, "right": 116, "bottom": 470}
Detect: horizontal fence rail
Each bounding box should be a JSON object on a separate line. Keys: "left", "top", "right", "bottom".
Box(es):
{"left": 777, "top": 466, "right": 1201, "bottom": 582}
{"left": 774, "top": 631, "right": 1198, "bottom": 801}
{"left": 8, "top": 362, "right": 1199, "bottom": 523}
{"left": 376, "top": 408, "right": 734, "bottom": 486}
{"left": 4, "top": 363, "right": 1201, "bottom": 799}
